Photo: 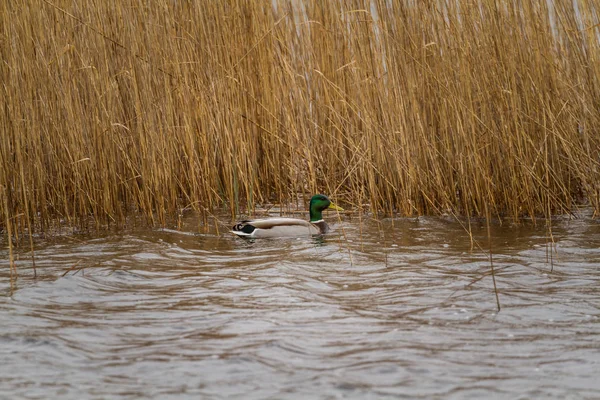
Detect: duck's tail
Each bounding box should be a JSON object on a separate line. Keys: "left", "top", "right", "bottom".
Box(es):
{"left": 232, "top": 221, "right": 256, "bottom": 236}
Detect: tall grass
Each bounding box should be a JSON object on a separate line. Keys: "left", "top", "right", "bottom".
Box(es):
{"left": 1, "top": 0, "right": 599, "bottom": 240}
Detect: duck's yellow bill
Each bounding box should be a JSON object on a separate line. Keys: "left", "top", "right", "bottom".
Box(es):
{"left": 328, "top": 202, "right": 344, "bottom": 211}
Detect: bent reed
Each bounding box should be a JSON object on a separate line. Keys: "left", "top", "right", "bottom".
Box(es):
{"left": 1, "top": 0, "right": 599, "bottom": 239}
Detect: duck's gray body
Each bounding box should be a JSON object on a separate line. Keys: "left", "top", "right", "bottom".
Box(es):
{"left": 231, "top": 217, "right": 329, "bottom": 238}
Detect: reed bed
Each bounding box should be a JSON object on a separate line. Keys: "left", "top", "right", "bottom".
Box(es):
{"left": 1, "top": 0, "right": 599, "bottom": 239}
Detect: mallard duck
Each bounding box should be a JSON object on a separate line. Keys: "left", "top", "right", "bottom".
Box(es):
{"left": 231, "top": 194, "right": 343, "bottom": 238}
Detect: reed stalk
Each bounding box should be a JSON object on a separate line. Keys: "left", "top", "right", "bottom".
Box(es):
{"left": 0, "top": 0, "right": 598, "bottom": 241}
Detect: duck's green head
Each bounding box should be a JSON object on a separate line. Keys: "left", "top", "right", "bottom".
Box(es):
{"left": 309, "top": 194, "right": 343, "bottom": 222}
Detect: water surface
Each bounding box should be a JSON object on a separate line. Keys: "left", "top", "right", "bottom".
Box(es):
{"left": 1, "top": 214, "right": 599, "bottom": 399}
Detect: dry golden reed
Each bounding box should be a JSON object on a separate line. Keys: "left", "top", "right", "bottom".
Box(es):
{"left": 1, "top": 0, "right": 599, "bottom": 238}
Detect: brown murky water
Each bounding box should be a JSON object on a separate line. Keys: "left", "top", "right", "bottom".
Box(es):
{"left": 1, "top": 212, "right": 599, "bottom": 399}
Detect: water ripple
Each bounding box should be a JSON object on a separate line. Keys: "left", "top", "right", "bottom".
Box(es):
{"left": 1, "top": 216, "right": 599, "bottom": 399}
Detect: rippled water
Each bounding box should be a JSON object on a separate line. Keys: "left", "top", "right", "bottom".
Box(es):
{"left": 1, "top": 213, "right": 599, "bottom": 399}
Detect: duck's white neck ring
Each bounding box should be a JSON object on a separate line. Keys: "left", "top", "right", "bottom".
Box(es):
{"left": 310, "top": 219, "right": 325, "bottom": 223}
